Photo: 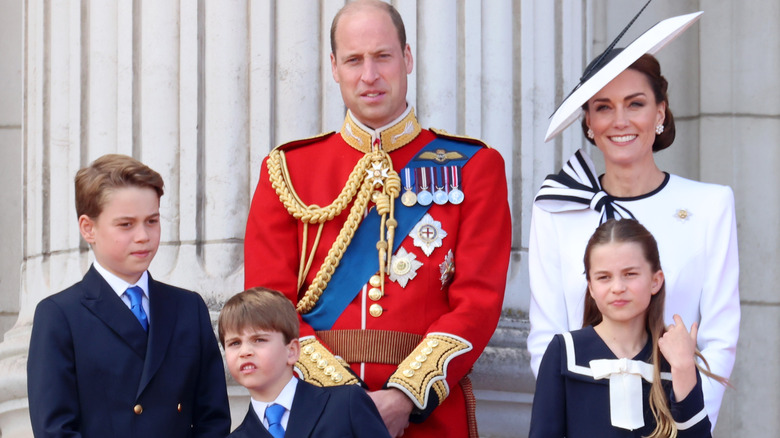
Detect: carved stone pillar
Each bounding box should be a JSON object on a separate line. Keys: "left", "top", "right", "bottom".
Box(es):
{"left": 0, "top": 1, "right": 247, "bottom": 434}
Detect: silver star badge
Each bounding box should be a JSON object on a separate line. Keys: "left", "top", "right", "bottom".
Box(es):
{"left": 389, "top": 247, "right": 423, "bottom": 288}
{"left": 366, "top": 162, "right": 389, "bottom": 186}
{"left": 409, "top": 213, "right": 447, "bottom": 257}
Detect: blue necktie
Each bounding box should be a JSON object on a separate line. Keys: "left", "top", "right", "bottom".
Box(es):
{"left": 265, "top": 403, "right": 285, "bottom": 438}
{"left": 125, "top": 286, "right": 148, "bottom": 331}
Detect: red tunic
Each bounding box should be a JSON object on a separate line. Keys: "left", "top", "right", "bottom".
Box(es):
{"left": 244, "top": 111, "right": 511, "bottom": 438}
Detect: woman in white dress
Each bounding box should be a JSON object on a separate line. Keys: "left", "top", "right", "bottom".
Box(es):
{"left": 527, "top": 12, "right": 739, "bottom": 427}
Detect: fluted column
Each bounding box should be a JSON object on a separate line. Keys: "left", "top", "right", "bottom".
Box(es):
{"left": 0, "top": 1, "right": 84, "bottom": 436}
{"left": 0, "top": 0, "right": 246, "bottom": 434}
{"left": 698, "top": 1, "right": 780, "bottom": 436}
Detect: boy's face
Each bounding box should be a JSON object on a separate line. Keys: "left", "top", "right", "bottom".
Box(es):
{"left": 79, "top": 186, "right": 161, "bottom": 284}
{"left": 223, "top": 327, "right": 300, "bottom": 402}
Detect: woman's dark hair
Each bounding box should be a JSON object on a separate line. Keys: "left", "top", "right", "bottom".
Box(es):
{"left": 581, "top": 53, "right": 676, "bottom": 152}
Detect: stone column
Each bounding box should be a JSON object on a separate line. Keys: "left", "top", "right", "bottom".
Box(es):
{"left": 0, "top": 1, "right": 85, "bottom": 436}
{"left": 699, "top": 1, "right": 780, "bottom": 436}
{"left": 491, "top": 2, "right": 591, "bottom": 435}
{"left": 0, "top": 0, "right": 23, "bottom": 338}
{"left": 0, "top": 1, "right": 246, "bottom": 434}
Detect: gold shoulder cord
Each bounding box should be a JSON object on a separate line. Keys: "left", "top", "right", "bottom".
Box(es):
{"left": 266, "top": 145, "right": 401, "bottom": 314}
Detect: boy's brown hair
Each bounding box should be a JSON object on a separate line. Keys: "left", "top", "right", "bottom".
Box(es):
{"left": 75, "top": 154, "right": 164, "bottom": 219}
{"left": 218, "top": 287, "right": 300, "bottom": 346}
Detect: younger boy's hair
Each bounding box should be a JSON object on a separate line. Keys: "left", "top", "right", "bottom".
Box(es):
{"left": 218, "top": 287, "right": 300, "bottom": 347}
{"left": 75, "top": 154, "right": 165, "bottom": 219}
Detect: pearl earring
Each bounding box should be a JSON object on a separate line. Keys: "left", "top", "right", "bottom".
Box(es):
{"left": 655, "top": 124, "right": 664, "bottom": 135}
{"left": 587, "top": 129, "right": 594, "bottom": 139}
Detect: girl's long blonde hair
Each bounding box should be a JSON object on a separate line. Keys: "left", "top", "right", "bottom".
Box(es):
{"left": 582, "top": 219, "right": 728, "bottom": 438}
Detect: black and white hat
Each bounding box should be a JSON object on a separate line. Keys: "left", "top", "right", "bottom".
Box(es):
{"left": 544, "top": 4, "right": 703, "bottom": 142}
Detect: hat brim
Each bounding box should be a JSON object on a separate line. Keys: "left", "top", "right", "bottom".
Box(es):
{"left": 544, "top": 11, "right": 703, "bottom": 143}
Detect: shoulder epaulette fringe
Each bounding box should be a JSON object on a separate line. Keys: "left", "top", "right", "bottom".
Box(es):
{"left": 429, "top": 127, "right": 491, "bottom": 149}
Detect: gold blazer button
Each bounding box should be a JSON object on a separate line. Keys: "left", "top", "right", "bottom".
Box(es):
{"left": 368, "top": 287, "right": 383, "bottom": 301}
{"left": 369, "top": 304, "right": 383, "bottom": 317}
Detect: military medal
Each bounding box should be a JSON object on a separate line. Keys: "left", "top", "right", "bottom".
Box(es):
{"left": 401, "top": 168, "right": 417, "bottom": 207}
{"left": 388, "top": 247, "right": 423, "bottom": 288}
{"left": 448, "top": 165, "right": 464, "bottom": 204}
{"left": 433, "top": 167, "right": 448, "bottom": 205}
{"left": 417, "top": 167, "right": 433, "bottom": 206}
{"left": 366, "top": 161, "right": 389, "bottom": 186}
{"left": 439, "top": 249, "right": 455, "bottom": 289}
{"left": 410, "top": 213, "right": 447, "bottom": 256}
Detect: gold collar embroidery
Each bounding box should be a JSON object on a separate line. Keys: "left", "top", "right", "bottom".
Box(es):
{"left": 341, "top": 109, "right": 422, "bottom": 154}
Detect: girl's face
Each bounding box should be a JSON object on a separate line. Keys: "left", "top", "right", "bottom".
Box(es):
{"left": 587, "top": 241, "right": 664, "bottom": 326}
{"left": 584, "top": 69, "right": 666, "bottom": 169}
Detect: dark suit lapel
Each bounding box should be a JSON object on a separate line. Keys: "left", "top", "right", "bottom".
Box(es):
{"left": 137, "top": 275, "right": 177, "bottom": 397}
{"left": 233, "top": 405, "right": 273, "bottom": 438}
{"left": 80, "top": 266, "right": 148, "bottom": 359}
{"left": 286, "top": 380, "right": 330, "bottom": 438}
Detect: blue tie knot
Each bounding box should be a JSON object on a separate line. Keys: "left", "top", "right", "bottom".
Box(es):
{"left": 265, "top": 403, "right": 286, "bottom": 438}
{"left": 125, "top": 286, "right": 148, "bottom": 331}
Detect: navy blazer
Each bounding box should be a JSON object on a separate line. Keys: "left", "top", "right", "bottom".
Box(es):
{"left": 27, "top": 266, "right": 231, "bottom": 438}
{"left": 228, "top": 379, "right": 390, "bottom": 438}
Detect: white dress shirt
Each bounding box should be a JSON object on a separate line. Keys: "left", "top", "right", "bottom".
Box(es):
{"left": 250, "top": 376, "right": 298, "bottom": 431}
{"left": 93, "top": 260, "right": 151, "bottom": 319}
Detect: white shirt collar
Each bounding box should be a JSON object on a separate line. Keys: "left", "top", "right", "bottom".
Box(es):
{"left": 92, "top": 260, "right": 150, "bottom": 300}
{"left": 250, "top": 376, "right": 298, "bottom": 430}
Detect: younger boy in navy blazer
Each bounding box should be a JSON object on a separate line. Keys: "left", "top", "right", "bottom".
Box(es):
{"left": 27, "top": 154, "right": 231, "bottom": 438}
{"left": 219, "top": 287, "right": 390, "bottom": 438}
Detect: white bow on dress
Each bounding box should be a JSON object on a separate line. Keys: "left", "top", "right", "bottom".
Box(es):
{"left": 590, "top": 357, "right": 655, "bottom": 430}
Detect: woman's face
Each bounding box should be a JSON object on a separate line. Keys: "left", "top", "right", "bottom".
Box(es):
{"left": 585, "top": 69, "right": 666, "bottom": 169}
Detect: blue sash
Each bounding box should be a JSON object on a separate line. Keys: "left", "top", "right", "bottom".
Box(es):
{"left": 303, "top": 138, "right": 481, "bottom": 330}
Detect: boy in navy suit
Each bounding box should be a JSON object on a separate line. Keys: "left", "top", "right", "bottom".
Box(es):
{"left": 219, "top": 287, "right": 390, "bottom": 438}
{"left": 27, "top": 154, "right": 231, "bottom": 438}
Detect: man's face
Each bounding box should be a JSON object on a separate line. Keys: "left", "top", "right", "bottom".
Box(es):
{"left": 330, "top": 6, "right": 413, "bottom": 129}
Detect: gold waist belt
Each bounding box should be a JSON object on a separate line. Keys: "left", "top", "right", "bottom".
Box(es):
{"left": 315, "top": 329, "right": 423, "bottom": 365}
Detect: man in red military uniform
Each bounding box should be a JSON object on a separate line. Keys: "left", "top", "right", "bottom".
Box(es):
{"left": 244, "top": 1, "right": 510, "bottom": 437}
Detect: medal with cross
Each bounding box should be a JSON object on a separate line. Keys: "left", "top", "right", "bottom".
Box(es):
{"left": 409, "top": 213, "right": 447, "bottom": 256}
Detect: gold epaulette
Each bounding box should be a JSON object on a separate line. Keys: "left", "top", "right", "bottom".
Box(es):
{"left": 272, "top": 131, "right": 337, "bottom": 153}
{"left": 429, "top": 127, "right": 492, "bottom": 149}
{"left": 386, "top": 333, "right": 473, "bottom": 410}
{"left": 295, "top": 336, "right": 360, "bottom": 387}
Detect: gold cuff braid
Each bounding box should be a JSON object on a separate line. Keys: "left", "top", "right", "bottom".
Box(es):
{"left": 295, "top": 337, "right": 360, "bottom": 387}
{"left": 386, "top": 333, "right": 473, "bottom": 410}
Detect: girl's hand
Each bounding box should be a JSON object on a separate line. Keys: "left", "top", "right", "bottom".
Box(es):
{"left": 658, "top": 314, "right": 698, "bottom": 401}
{"left": 658, "top": 314, "right": 697, "bottom": 370}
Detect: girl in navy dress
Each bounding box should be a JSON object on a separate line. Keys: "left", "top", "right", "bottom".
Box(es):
{"left": 529, "top": 219, "right": 727, "bottom": 438}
